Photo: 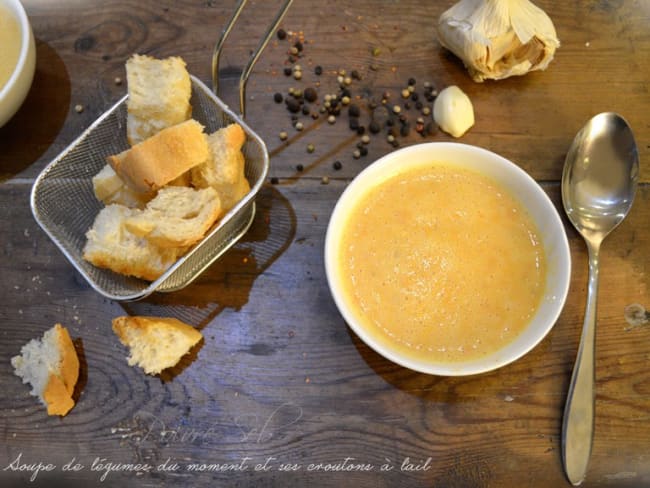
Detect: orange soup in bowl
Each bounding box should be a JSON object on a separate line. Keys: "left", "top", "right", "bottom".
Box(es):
{"left": 337, "top": 163, "right": 547, "bottom": 364}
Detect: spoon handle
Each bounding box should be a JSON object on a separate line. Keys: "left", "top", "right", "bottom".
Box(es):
{"left": 562, "top": 242, "right": 599, "bottom": 485}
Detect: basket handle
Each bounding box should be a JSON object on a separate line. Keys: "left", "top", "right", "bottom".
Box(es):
{"left": 212, "top": 0, "right": 294, "bottom": 118}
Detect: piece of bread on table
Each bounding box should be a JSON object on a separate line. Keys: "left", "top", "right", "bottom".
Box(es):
{"left": 83, "top": 204, "right": 187, "bottom": 281}
{"left": 112, "top": 316, "right": 203, "bottom": 375}
{"left": 190, "top": 123, "right": 250, "bottom": 213}
{"left": 124, "top": 186, "right": 222, "bottom": 248}
{"left": 126, "top": 54, "right": 192, "bottom": 146}
{"left": 108, "top": 119, "right": 209, "bottom": 194}
{"left": 11, "top": 324, "right": 79, "bottom": 416}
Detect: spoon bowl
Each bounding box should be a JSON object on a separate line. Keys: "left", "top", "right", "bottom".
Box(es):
{"left": 562, "top": 113, "right": 639, "bottom": 241}
{"left": 561, "top": 112, "right": 639, "bottom": 485}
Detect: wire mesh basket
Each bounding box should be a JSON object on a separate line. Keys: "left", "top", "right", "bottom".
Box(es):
{"left": 30, "top": 0, "right": 293, "bottom": 301}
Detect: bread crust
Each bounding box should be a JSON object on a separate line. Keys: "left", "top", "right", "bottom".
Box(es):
{"left": 108, "top": 119, "right": 209, "bottom": 193}
{"left": 112, "top": 316, "right": 203, "bottom": 375}
{"left": 190, "top": 123, "right": 250, "bottom": 212}
{"left": 43, "top": 324, "right": 79, "bottom": 416}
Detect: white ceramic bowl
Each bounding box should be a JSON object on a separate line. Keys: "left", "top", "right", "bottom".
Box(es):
{"left": 325, "top": 142, "right": 571, "bottom": 376}
{"left": 0, "top": 0, "right": 36, "bottom": 128}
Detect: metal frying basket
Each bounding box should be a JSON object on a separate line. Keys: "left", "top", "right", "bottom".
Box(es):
{"left": 30, "top": 0, "right": 293, "bottom": 301}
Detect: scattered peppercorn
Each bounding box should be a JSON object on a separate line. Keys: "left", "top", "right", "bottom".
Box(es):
{"left": 286, "top": 98, "right": 300, "bottom": 113}
{"left": 348, "top": 104, "right": 361, "bottom": 117}
{"left": 321, "top": 176, "right": 330, "bottom": 185}
{"left": 349, "top": 117, "right": 359, "bottom": 131}
{"left": 307, "top": 143, "right": 315, "bottom": 153}
{"left": 408, "top": 77, "right": 416, "bottom": 86}
{"left": 353, "top": 149, "right": 361, "bottom": 159}
{"left": 289, "top": 46, "right": 299, "bottom": 56}
{"left": 274, "top": 92, "right": 283, "bottom": 103}
{"left": 271, "top": 176, "right": 279, "bottom": 184}
{"left": 333, "top": 160, "right": 342, "bottom": 170}
{"left": 422, "top": 106, "right": 431, "bottom": 116}
{"left": 284, "top": 67, "right": 292, "bottom": 76}
{"left": 296, "top": 164, "right": 304, "bottom": 171}
{"left": 400, "top": 123, "right": 411, "bottom": 137}
{"left": 359, "top": 146, "right": 368, "bottom": 156}
{"left": 74, "top": 104, "right": 84, "bottom": 113}
{"left": 279, "top": 131, "right": 288, "bottom": 141}
{"left": 372, "top": 46, "right": 381, "bottom": 56}
{"left": 294, "top": 70, "right": 302, "bottom": 80}
{"left": 302, "top": 105, "right": 310, "bottom": 115}
{"left": 114, "top": 77, "right": 122, "bottom": 85}
{"left": 314, "top": 65, "right": 323, "bottom": 75}
{"left": 277, "top": 28, "right": 287, "bottom": 40}
{"left": 294, "top": 41, "right": 303, "bottom": 52}
{"left": 327, "top": 115, "right": 336, "bottom": 124}
{"left": 304, "top": 87, "right": 318, "bottom": 103}
{"left": 369, "top": 120, "right": 381, "bottom": 134}
{"left": 295, "top": 121, "right": 304, "bottom": 131}
{"left": 392, "top": 105, "right": 401, "bottom": 114}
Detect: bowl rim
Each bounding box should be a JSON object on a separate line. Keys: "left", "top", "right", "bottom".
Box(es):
{"left": 324, "top": 142, "right": 571, "bottom": 376}
{"left": 0, "top": 0, "right": 32, "bottom": 102}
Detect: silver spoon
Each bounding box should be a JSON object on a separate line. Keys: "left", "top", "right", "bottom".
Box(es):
{"left": 561, "top": 112, "right": 639, "bottom": 485}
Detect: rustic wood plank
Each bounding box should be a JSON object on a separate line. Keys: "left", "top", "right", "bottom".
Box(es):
{"left": 1, "top": 0, "right": 649, "bottom": 486}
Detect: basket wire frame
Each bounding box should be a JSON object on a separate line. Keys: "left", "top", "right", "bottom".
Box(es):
{"left": 29, "top": 0, "right": 294, "bottom": 300}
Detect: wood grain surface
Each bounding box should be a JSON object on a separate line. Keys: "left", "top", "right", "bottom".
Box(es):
{"left": 1, "top": 1, "right": 649, "bottom": 487}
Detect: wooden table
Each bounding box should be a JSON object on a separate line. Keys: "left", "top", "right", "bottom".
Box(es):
{"left": 1, "top": 1, "right": 648, "bottom": 486}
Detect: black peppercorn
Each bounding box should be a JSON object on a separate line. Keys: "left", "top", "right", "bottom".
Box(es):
{"left": 304, "top": 87, "right": 318, "bottom": 103}
{"left": 333, "top": 161, "right": 342, "bottom": 170}
{"left": 286, "top": 97, "right": 300, "bottom": 113}
{"left": 277, "top": 28, "right": 287, "bottom": 40}
{"left": 369, "top": 120, "right": 381, "bottom": 134}
{"left": 314, "top": 65, "right": 323, "bottom": 76}
{"left": 349, "top": 117, "right": 360, "bottom": 131}
{"left": 348, "top": 104, "right": 361, "bottom": 117}
{"left": 283, "top": 67, "right": 292, "bottom": 76}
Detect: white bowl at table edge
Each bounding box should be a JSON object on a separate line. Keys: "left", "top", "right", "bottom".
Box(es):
{"left": 0, "top": 0, "right": 36, "bottom": 128}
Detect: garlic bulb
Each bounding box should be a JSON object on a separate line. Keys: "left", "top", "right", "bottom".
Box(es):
{"left": 437, "top": 0, "right": 560, "bottom": 82}
{"left": 433, "top": 85, "right": 475, "bottom": 138}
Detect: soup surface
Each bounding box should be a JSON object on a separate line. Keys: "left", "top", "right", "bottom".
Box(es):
{"left": 0, "top": 6, "right": 22, "bottom": 90}
{"left": 338, "top": 163, "right": 546, "bottom": 363}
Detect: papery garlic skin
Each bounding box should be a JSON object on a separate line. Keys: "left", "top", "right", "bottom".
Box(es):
{"left": 433, "top": 85, "right": 475, "bottom": 138}
{"left": 437, "top": 0, "right": 560, "bottom": 82}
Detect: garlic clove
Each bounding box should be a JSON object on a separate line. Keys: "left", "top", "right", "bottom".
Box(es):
{"left": 437, "top": 0, "right": 560, "bottom": 82}
{"left": 433, "top": 85, "right": 475, "bottom": 138}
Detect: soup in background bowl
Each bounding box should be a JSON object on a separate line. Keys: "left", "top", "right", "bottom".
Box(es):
{"left": 0, "top": 0, "right": 36, "bottom": 128}
{"left": 325, "top": 142, "right": 571, "bottom": 376}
